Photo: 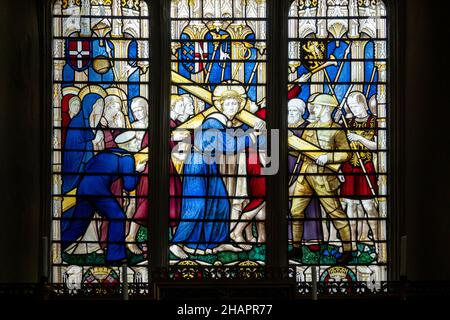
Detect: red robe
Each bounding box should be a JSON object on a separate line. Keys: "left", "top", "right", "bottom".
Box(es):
{"left": 134, "top": 132, "right": 149, "bottom": 226}
{"left": 103, "top": 126, "right": 122, "bottom": 149}
{"left": 169, "top": 119, "right": 182, "bottom": 226}
{"left": 288, "top": 84, "right": 301, "bottom": 100}
{"left": 242, "top": 108, "right": 266, "bottom": 213}
{"left": 341, "top": 115, "right": 378, "bottom": 198}
{"left": 61, "top": 94, "right": 76, "bottom": 148}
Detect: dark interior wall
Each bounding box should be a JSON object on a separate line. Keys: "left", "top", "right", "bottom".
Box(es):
{"left": 0, "top": 0, "right": 42, "bottom": 282}
{"left": 403, "top": 0, "right": 450, "bottom": 280}
{"left": 0, "top": 0, "right": 448, "bottom": 283}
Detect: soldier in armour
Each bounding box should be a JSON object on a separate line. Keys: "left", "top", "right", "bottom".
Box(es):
{"left": 341, "top": 91, "right": 380, "bottom": 256}
{"left": 289, "top": 94, "right": 353, "bottom": 264}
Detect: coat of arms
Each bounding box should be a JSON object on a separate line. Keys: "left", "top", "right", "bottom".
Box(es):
{"left": 66, "top": 39, "right": 92, "bottom": 71}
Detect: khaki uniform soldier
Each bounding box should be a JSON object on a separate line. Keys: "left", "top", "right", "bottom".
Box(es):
{"left": 289, "top": 93, "right": 353, "bottom": 264}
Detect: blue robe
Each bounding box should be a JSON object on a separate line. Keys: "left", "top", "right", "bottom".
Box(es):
{"left": 61, "top": 148, "right": 139, "bottom": 262}
{"left": 62, "top": 93, "right": 101, "bottom": 194}
{"left": 171, "top": 115, "right": 265, "bottom": 251}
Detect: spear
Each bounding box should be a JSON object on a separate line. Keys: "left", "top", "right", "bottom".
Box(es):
{"left": 365, "top": 65, "right": 378, "bottom": 98}
{"left": 327, "top": 42, "right": 379, "bottom": 202}
{"left": 332, "top": 42, "right": 352, "bottom": 86}
{"left": 323, "top": 68, "right": 378, "bottom": 202}
{"left": 245, "top": 50, "right": 261, "bottom": 92}
{"left": 204, "top": 42, "right": 219, "bottom": 83}
{"left": 220, "top": 43, "right": 227, "bottom": 83}
{"left": 204, "top": 33, "right": 229, "bottom": 83}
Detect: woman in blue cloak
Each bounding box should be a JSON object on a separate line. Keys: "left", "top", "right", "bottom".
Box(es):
{"left": 62, "top": 92, "right": 105, "bottom": 194}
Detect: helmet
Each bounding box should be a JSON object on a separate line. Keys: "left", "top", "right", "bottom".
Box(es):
{"left": 310, "top": 93, "right": 338, "bottom": 107}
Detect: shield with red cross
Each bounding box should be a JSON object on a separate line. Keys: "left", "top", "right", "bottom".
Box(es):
{"left": 66, "top": 39, "right": 92, "bottom": 71}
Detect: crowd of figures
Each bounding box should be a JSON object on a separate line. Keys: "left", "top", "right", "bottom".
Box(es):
{"left": 59, "top": 85, "right": 384, "bottom": 267}
{"left": 61, "top": 89, "right": 150, "bottom": 262}
{"left": 49, "top": 0, "right": 387, "bottom": 287}
{"left": 286, "top": 90, "right": 384, "bottom": 265}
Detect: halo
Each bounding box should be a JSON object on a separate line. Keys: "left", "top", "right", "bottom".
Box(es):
{"left": 79, "top": 85, "right": 108, "bottom": 101}
{"left": 106, "top": 87, "right": 128, "bottom": 114}
{"left": 106, "top": 87, "right": 127, "bottom": 102}
{"left": 212, "top": 80, "right": 247, "bottom": 111}
{"left": 170, "top": 94, "right": 184, "bottom": 109}
{"left": 62, "top": 86, "right": 80, "bottom": 96}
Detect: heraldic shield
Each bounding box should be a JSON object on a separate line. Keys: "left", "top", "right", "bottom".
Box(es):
{"left": 66, "top": 38, "right": 92, "bottom": 72}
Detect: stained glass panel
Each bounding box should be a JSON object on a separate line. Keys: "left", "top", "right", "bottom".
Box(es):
{"left": 169, "top": 0, "right": 267, "bottom": 279}
{"left": 51, "top": 0, "right": 150, "bottom": 288}
{"left": 287, "top": 0, "right": 388, "bottom": 284}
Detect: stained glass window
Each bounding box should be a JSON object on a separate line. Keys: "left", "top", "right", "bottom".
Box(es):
{"left": 287, "top": 0, "right": 388, "bottom": 284}
{"left": 51, "top": 0, "right": 150, "bottom": 286}
{"left": 49, "top": 0, "right": 393, "bottom": 291}
{"left": 169, "top": 0, "right": 267, "bottom": 279}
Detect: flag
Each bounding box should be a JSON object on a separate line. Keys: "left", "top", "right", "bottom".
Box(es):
{"left": 181, "top": 40, "right": 209, "bottom": 74}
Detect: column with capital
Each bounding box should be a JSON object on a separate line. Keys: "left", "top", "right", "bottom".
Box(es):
{"left": 348, "top": 0, "right": 366, "bottom": 93}
{"left": 351, "top": 41, "right": 367, "bottom": 93}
